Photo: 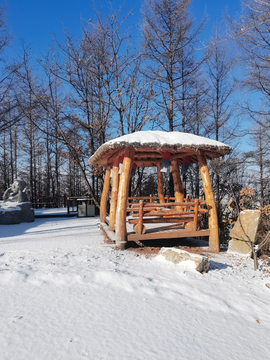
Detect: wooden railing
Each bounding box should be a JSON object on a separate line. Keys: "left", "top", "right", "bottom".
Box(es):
{"left": 127, "top": 195, "right": 157, "bottom": 204}
{"left": 127, "top": 198, "right": 208, "bottom": 235}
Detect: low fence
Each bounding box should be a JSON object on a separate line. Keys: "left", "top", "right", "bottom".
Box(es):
{"left": 32, "top": 194, "right": 92, "bottom": 209}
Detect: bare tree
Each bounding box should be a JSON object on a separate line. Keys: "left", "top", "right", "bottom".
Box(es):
{"left": 205, "top": 28, "right": 239, "bottom": 224}
{"left": 79, "top": 5, "right": 155, "bottom": 136}
{"left": 14, "top": 49, "right": 43, "bottom": 203}
{"left": 0, "top": 7, "right": 25, "bottom": 136}
{"left": 42, "top": 14, "right": 116, "bottom": 204}
{"left": 206, "top": 28, "right": 237, "bottom": 143}
{"left": 141, "top": 0, "right": 206, "bottom": 132}
{"left": 244, "top": 113, "right": 270, "bottom": 207}
{"left": 183, "top": 70, "right": 210, "bottom": 197}
{"left": 36, "top": 57, "right": 101, "bottom": 207}
{"left": 227, "top": 0, "right": 270, "bottom": 112}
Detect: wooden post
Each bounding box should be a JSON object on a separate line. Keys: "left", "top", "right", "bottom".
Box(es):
{"left": 157, "top": 163, "right": 165, "bottom": 203}
{"left": 100, "top": 165, "right": 111, "bottom": 223}
{"left": 115, "top": 148, "right": 135, "bottom": 249}
{"left": 193, "top": 199, "right": 199, "bottom": 231}
{"left": 109, "top": 158, "right": 119, "bottom": 230}
{"left": 183, "top": 196, "right": 188, "bottom": 212}
{"left": 198, "top": 153, "right": 219, "bottom": 252}
{"left": 171, "top": 159, "right": 184, "bottom": 210}
{"left": 67, "top": 196, "right": 70, "bottom": 215}
{"left": 133, "top": 200, "right": 146, "bottom": 235}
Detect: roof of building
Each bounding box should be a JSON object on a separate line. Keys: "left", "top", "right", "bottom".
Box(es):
{"left": 88, "top": 131, "right": 232, "bottom": 166}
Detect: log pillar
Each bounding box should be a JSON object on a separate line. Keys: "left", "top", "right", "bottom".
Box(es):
{"left": 115, "top": 148, "right": 135, "bottom": 250}
{"left": 198, "top": 153, "right": 219, "bottom": 252}
{"left": 157, "top": 163, "right": 165, "bottom": 203}
{"left": 109, "top": 158, "right": 119, "bottom": 230}
{"left": 100, "top": 165, "right": 111, "bottom": 223}
{"left": 171, "top": 159, "right": 184, "bottom": 210}
{"left": 133, "top": 200, "right": 146, "bottom": 235}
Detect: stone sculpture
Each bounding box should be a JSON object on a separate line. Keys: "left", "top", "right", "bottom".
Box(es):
{"left": 3, "top": 179, "right": 28, "bottom": 203}
{"left": 0, "top": 179, "right": 34, "bottom": 225}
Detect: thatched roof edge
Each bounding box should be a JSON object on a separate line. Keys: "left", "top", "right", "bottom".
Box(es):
{"left": 88, "top": 140, "right": 232, "bottom": 166}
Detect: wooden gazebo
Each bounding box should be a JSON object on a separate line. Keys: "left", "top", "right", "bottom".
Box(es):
{"left": 89, "top": 131, "right": 232, "bottom": 252}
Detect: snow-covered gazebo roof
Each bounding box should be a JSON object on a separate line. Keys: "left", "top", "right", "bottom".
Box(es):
{"left": 88, "top": 131, "right": 232, "bottom": 166}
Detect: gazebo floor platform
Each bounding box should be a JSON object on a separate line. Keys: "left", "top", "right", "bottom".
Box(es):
{"left": 127, "top": 227, "right": 210, "bottom": 241}
{"left": 101, "top": 217, "right": 210, "bottom": 245}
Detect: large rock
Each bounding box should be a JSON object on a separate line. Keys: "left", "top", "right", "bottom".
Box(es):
{"left": 157, "top": 247, "right": 210, "bottom": 273}
{"left": 230, "top": 210, "right": 261, "bottom": 242}
{"left": 0, "top": 201, "right": 34, "bottom": 225}
{"left": 228, "top": 210, "right": 261, "bottom": 255}
{"left": 228, "top": 239, "right": 252, "bottom": 255}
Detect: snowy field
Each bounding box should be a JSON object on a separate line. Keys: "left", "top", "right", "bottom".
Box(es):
{"left": 0, "top": 213, "right": 270, "bottom": 360}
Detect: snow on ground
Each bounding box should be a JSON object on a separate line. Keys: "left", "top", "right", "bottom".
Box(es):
{"left": 0, "top": 213, "right": 270, "bottom": 360}
{"left": 34, "top": 208, "right": 70, "bottom": 216}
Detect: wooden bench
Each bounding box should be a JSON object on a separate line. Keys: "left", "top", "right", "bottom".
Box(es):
{"left": 127, "top": 199, "right": 208, "bottom": 235}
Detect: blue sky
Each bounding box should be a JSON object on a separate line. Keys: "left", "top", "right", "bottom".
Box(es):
{"left": 3, "top": 0, "right": 242, "bottom": 58}
{"left": 3, "top": 0, "right": 253, "bottom": 150}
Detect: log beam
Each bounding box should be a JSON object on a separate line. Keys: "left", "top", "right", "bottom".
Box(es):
{"left": 115, "top": 147, "right": 135, "bottom": 249}
{"left": 198, "top": 153, "right": 219, "bottom": 252}
{"left": 171, "top": 159, "right": 184, "bottom": 210}
{"left": 109, "top": 158, "right": 119, "bottom": 230}
{"left": 133, "top": 160, "right": 162, "bottom": 167}
{"left": 100, "top": 165, "right": 111, "bottom": 223}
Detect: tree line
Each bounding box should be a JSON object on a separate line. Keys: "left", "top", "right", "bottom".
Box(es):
{"left": 0, "top": 0, "right": 270, "bottom": 235}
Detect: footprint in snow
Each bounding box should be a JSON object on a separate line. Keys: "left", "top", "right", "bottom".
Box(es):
{"left": 11, "top": 315, "right": 23, "bottom": 323}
